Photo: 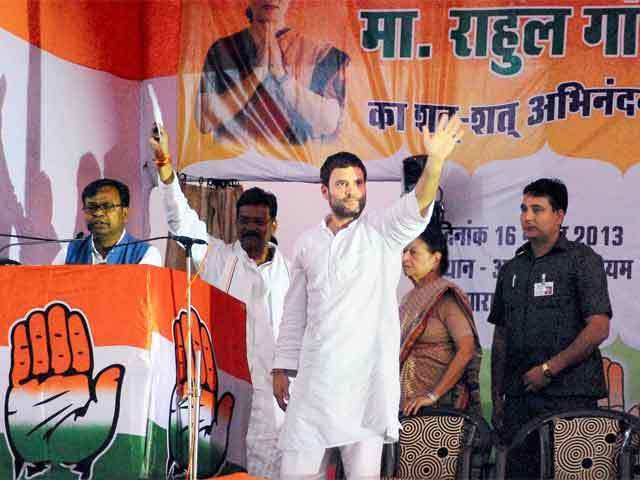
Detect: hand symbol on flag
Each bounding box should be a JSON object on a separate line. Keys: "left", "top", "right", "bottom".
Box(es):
{"left": 4, "top": 302, "right": 125, "bottom": 480}
{"left": 167, "top": 308, "right": 235, "bottom": 479}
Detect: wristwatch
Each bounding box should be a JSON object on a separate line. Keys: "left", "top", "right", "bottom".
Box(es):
{"left": 541, "top": 362, "right": 553, "bottom": 379}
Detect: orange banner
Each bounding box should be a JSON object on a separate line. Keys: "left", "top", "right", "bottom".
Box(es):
{"left": 0, "top": 265, "right": 250, "bottom": 478}
{"left": 0, "top": 265, "right": 249, "bottom": 382}
{"left": 179, "top": 0, "right": 640, "bottom": 177}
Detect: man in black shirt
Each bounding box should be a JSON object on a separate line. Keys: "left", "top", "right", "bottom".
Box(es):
{"left": 489, "top": 178, "right": 612, "bottom": 478}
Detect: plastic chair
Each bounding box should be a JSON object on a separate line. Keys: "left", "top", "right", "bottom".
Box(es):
{"left": 495, "top": 408, "right": 640, "bottom": 479}
{"left": 387, "top": 407, "right": 493, "bottom": 480}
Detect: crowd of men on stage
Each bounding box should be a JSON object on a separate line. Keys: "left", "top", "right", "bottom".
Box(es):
{"left": 6, "top": 115, "right": 611, "bottom": 480}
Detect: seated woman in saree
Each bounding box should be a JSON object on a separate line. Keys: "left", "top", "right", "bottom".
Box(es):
{"left": 399, "top": 226, "right": 482, "bottom": 416}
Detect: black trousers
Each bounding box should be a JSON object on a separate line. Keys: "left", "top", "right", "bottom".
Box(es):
{"left": 502, "top": 394, "right": 598, "bottom": 479}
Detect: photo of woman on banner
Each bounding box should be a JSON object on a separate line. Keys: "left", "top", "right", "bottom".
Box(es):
{"left": 196, "top": 0, "right": 350, "bottom": 146}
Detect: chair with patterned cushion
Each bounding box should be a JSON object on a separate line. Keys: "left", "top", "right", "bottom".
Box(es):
{"left": 628, "top": 405, "right": 640, "bottom": 479}
{"left": 599, "top": 356, "right": 626, "bottom": 411}
{"left": 388, "top": 407, "right": 493, "bottom": 480}
{"left": 495, "top": 409, "right": 640, "bottom": 480}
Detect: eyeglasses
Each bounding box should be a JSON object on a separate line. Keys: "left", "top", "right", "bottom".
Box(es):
{"left": 82, "top": 203, "right": 123, "bottom": 214}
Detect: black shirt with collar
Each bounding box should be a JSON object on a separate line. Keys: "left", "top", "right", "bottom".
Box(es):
{"left": 488, "top": 234, "right": 612, "bottom": 398}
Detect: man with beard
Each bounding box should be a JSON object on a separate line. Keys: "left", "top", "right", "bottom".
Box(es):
{"left": 54, "top": 179, "right": 162, "bottom": 266}
{"left": 272, "top": 115, "right": 464, "bottom": 478}
{"left": 150, "top": 128, "right": 290, "bottom": 478}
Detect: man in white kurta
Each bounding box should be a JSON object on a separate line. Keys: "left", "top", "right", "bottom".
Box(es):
{"left": 273, "top": 116, "right": 464, "bottom": 478}
{"left": 151, "top": 130, "right": 290, "bottom": 478}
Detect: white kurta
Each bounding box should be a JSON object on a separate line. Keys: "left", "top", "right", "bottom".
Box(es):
{"left": 159, "top": 177, "right": 290, "bottom": 477}
{"left": 274, "top": 192, "right": 431, "bottom": 451}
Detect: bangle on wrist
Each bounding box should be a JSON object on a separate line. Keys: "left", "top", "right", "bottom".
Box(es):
{"left": 541, "top": 362, "right": 553, "bottom": 379}
{"left": 426, "top": 391, "right": 439, "bottom": 403}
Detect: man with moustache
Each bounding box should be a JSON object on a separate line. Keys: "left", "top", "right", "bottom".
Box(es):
{"left": 150, "top": 128, "right": 290, "bottom": 478}
{"left": 54, "top": 179, "right": 162, "bottom": 266}
{"left": 489, "top": 178, "right": 612, "bottom": 478}
{"left": 196, "top": 0, "right": 349, "bottom": 145}
{"left": 272, "top": 116, "right": 464, "bottom": 478}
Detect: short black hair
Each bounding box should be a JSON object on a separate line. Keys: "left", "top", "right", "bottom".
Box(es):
{"left": 523, "top": 178, "right": 568, "bottom": 212}
{"left": 236, "top": 187, "right": 278, "bottom": 219}
{"left": 417, "top": 226, "right": 449, "bottom": 276}
{"left": 320, "top": 152, "right": 368, "bottom": 187}
{"left": 82, "top": 178, "right": 130, "bottom": 207}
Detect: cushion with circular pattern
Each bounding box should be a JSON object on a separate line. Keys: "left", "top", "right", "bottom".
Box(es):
{"left": 553, "top": 416, "right": 640, "bottom": 480}
{"left": 398, "top": 415, "right": 465, "bottom": 480}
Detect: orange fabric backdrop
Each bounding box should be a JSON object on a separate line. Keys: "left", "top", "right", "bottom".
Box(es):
{"left": 0, "top": 0, "right": 181, "bottom": 80}
{"left": 178, "top": 0, "right": 640, "bottom": 175}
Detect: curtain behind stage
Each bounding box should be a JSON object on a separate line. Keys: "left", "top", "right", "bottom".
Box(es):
{"left": 165, "top": 178, "right": 243, "bottom": 271}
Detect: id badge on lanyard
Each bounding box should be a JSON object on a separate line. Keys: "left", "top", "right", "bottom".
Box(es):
{"left": 533, "top": 273, "right": 554, "bottom": 297}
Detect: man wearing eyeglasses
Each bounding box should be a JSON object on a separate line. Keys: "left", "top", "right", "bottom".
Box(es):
{"left": 53, "top": 178, "right": 162, "bottom": 266}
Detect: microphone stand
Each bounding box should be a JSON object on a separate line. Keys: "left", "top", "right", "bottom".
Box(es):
{"left": 169, "top": 234, "right": 203, "bottom": 480}
{"left": 0, "top": 233, "right": 85, "bottom": 257}
{"left": 0, "top": 232, "right": 73, "bottom": 242}
{"left": 0, "top": 240, "right": 54, "bottom": 256}
{"left": 0, "top": 234, "right": 173, "bottom": 259}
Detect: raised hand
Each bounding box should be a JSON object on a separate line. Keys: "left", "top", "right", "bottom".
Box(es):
{"left": 149, "top": 123, "right": 169, "bottom": 160}
{"left": 413, "top": 114, "right": 465, "bottom": 213}
{"left": 423, "top": 114, "right": 464, "bottom": 163}
{"left": 5, "top": 302, "right": 125, "bottom": 480}
{"left": 167, "top": 308, "right": 235, "bottom": 479}
{"left": 148, "top": 124, "right": 174, "bottom": 184}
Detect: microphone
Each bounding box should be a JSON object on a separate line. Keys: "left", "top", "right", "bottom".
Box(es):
{"left": 168, "top": 232, "right": 208, "bottom": 247}
{"left": 0, "top": 232, "right": 85, "bottom": 256}
{"left": 102, "top": 233, "right": 207, "bottom": 252}
{"left": 105, "top": 233, "right": 206, "bottom": 262}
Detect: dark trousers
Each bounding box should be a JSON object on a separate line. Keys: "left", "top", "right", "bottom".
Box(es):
{"left": 502, "top": 394, "right": 598, "bottom": 479}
